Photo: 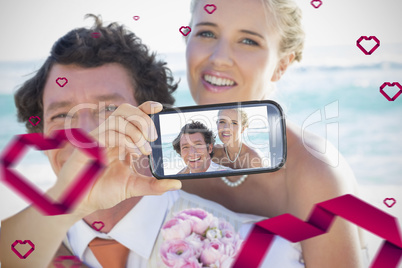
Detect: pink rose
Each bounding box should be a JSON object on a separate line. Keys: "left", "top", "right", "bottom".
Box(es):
{"left": 162, "top": 218, "right": 192, "bottom": 240}
{"left": 184, "top": 233, "right": 204, "bottom": 255}
{"left": 200, "top": 240, "right": 226, "bottom": 265}
{"left": 160, "top": 240, "right": 198, "bottom": 268}
{"left": 176, "top": 209, "right": 214, "bottom": 235}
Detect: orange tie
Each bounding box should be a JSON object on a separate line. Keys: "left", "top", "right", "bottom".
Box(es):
{"left": 88, "top": 237, "right": 130, "bottom": 268}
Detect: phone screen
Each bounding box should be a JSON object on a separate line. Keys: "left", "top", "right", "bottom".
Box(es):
{"left": 149, "top": 101, "right": 286, "bottom": 179}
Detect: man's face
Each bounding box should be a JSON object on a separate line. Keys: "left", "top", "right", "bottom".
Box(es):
{"left": 179, "top": 132, "right": 213, "bottom": 173}
{"left": 42, "top": 63, "right": 137, "bottom": 174}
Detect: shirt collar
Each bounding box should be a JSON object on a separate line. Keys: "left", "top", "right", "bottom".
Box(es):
{"left": 67, "top": 193, "right": 170, "bottom": 260}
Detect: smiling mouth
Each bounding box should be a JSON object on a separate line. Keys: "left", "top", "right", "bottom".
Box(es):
{"left": 188, "top": 157, "right": 201, "bottom": 162}
{"left": 221, "top": 132, "right": 231, "bottom": 137}
{"left": 204, "top": 75, "right": 236, "bottom": 87}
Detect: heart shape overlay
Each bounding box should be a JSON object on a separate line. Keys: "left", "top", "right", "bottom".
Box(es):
{"left": 204, "top": 4, "right": 217, "bottom": 14}
{"left": 384, "top": 198, "right": 396, "bottom": 208}
{"left": 310, "top": 0, "right": 322, "bottom": 8}
{"left": 380, "top": 82, "right": 402, "bottom": 101}
{"left": 133, "top": 16, "right": 140, "bottom": 20}
{"left": 11, "top": 240, "right": 35, "bottom": 259}
{"left": 233, "top": 194, "right": 402, "bottom": 268}
{"left": 28, "top": 116, "right": 41, "bottom": 127}
{"left": 356, "top": 36, "right": 380, "bottom": 55}
{"left": 91, "top": 32, "right": 101, "bottom": 39}
{"left": 56, "top": 77, "right": 68, "bottom": 87}
{"left": 179, "top": 26, "right": 191, "bottom": 37}
{"left": 0, "top": 129, "right": 105, "bottom": 215}
{"left": 53, "top": 255, "right": 82, "bottom": 268}
{"left": 92, "top": 221, "right": 105, "bottom": 231}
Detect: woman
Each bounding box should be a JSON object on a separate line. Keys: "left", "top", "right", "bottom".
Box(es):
{"left": 181, "top": 0, "right": 367, "bottom": 267}
{"left": 213, "top": 108, "right": 265, "bottom": 186}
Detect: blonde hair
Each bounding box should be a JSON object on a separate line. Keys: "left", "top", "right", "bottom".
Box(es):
{"left": 218, "top": 109, "right": 249, "bottom": 128}
{"left": 189, "top": 0, "right": 305, "bottom": 63}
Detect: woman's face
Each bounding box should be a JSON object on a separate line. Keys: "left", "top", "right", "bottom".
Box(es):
{"left": 186, "top": 0, "right": 282, "bottom": 105}
{"left": 217, "top": 109, "right": 244, "bottom": 146}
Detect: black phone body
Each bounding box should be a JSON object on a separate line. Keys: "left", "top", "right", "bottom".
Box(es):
{"left": 149, "top": 100, "right": 286, "bottom": 180}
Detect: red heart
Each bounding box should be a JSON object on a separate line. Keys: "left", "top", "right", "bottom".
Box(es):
{"left": 383, "top": 198, "right": 396, "bottom": 208}
{"left": 56, "top": 77, "right": 68, "bottom": 87}
{"left": 91, "top": 32, "right": 101, "bottom": 39}
{"left": 92, "top": 221, "right": 105, "bottom": 231}
{"left": 204, "top": 4, "right": 217, "bottom": 14}
{"left": 0, "top": 129, "right": 105, "bottom": 215}
{"left": 11, "top": 240, "right": 35, "bottom": 259}
{"left": 179, "top": 26, "right": 191, "bottom": 37}
{"left": 356, "top": 36, "right": 380, "bottom": 55}
{"left": 379, "top": 82, "right": 402, "bottom": 101}
{"left": 28, "top": 116, "right": 41, "bottom": 126}
{"left": 133, "top": 16, "right": 140, "bottom": 21}
{"left": 53, "top": 255, "right": 82, "bottom": 268}
{"left": 310, "top": 0, "right": 322, "bottom": 8}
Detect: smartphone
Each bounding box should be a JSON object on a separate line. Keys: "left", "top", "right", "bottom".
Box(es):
{"left": 149, "top": 100, "right": 286, "bottom": 180}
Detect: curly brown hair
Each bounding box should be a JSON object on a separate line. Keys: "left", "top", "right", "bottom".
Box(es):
{"left": 14, "top": 14, "right": 178, "bottom": 133}
{"left": 172, "top": 121, "right": 216, "bottom": 158}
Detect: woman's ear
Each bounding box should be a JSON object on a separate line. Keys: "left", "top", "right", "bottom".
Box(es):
{"left": 271, "top": 52, "right": 295, "bottom": 82}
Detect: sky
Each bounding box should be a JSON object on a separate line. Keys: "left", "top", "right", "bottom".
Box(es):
{"left": 0, "top": 0, "right": 401, "bottom": 62}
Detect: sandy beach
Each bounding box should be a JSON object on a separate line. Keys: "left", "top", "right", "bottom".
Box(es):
{"left": 1, "top": 183, "right": 401, "bottom": 267}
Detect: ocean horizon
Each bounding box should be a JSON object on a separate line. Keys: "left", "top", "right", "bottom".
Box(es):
{"left": 1, "top": 45, "right": 402, "bottom": 187}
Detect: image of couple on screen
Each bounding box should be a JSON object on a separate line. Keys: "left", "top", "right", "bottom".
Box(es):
{"left": 172, "top": 109, "right": 264, "bottom": 174}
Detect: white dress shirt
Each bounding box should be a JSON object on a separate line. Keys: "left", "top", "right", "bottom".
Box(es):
{"left": 66, "top": 190, "right": 305, "bottom": 268}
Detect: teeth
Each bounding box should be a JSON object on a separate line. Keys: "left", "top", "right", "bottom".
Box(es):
{"left": 189, "top": 157, "right": 201, "bottom": 162}
{"left": 204, "top": 75, "right": 235, "bottom": 86}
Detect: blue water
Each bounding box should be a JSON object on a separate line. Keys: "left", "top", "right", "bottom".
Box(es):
{"left": 1, "top": 51, "right": 402, "bottom": 185}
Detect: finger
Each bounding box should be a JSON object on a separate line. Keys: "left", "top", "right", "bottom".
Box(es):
{"left": 137, "top": 101, "right": 163, "bottom": 115}
{"left": 115, "top": 116, "right": 152, "bottom": 156}
{"left": 126, "top": 174, "right": 182, "bottom": 196}
{"left": 112, "top": 103, "right": 159, "bottom": 142}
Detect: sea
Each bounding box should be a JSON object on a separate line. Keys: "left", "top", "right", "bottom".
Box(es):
{"left": 0, "top": 44, "right": 402, "bottom": 188}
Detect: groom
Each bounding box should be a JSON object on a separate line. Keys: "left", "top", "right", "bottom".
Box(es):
{"left": 1, "top": 14, "right": 182, "bottom": 267}
{"left": 173, "top": 121, "right": 232, "bottom": 174}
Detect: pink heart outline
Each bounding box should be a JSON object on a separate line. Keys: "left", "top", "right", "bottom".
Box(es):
{"left": 204, "top": 4, "right": 217, "bottom": 14}
{"left": 179, "top": 26, "right": 191, "bottom": 37}
{"left": 56, "top": 77, "right": 68, "bottom": 87}
{"left": 356, "top": 36, "right": 380, "bottom": 55}
{"left": 310, "top": 0, "right": 322, "bottom": 8}
{"left": 0, "top": 129, "right": 106, "bottom": 215}
{"left": 384, "top": 198, "right": 396, "bottom": 208}
{"left": 91, "top": 32, "right": 101, "bottom": 39}
{"left": 11, "top": 240, "right": 35, "bottom": 259}
{"left": 379, "top": 82, "right": 402, "bottom": 101}
{"left": 133, "top": 16, "right": 140, "bottom": 21}
{"left": 54, "top": 255, "right": 82, "bottom": 268}
{"left": 92, "top": 221, "right": 105, "bottom": 231}
{"left": 28, "top": 116, "right": 41, "bottom": 127}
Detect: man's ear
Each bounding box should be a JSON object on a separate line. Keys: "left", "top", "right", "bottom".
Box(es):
{"left": 271, "top": 52, "right": 295, "bottom": 82}
{"left": 208, "top": 144, "right": 213, "bottom": 154}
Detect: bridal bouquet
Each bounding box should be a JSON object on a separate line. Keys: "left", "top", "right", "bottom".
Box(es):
{"left": 159, "top": 208, "right": 244, "bottom": 268}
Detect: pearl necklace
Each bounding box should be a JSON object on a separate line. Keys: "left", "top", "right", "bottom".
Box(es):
{"left": 224, "top": 143, "right": 242, "bottom": 163}
{"left": 220, "top": 175, "right": 248, "bottom": 187}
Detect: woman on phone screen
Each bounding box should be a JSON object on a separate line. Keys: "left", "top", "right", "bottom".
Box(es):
{"left": 181, "top": 0, "right": 367, "bottom": 267}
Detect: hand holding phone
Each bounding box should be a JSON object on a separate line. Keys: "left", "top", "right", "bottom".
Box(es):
{"left": 149, "top": 101, "right": 286, "bottom": 179}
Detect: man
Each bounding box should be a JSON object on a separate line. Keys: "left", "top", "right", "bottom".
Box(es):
{"left": 172, "top": 121, "right": 232, "bottom": 174}
{"left": 0, "top": 14, "right": 182, "bottom": 267}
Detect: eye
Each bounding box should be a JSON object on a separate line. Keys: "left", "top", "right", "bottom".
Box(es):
{"left": 196, "top": 30, "right": 216, "bottom": 39}
{"left": 104, "top": 105, "right": 118, "bottom": 112}
{"left": 241, "top": 38, "right": 259, "bottom": 46}
{"left": 50, "top": 113, "right": 70, "bottom": 121}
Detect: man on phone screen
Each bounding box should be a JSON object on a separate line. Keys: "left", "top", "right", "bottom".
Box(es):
{"left": 173, "top": 121, "right": 232, "bottom": 174}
